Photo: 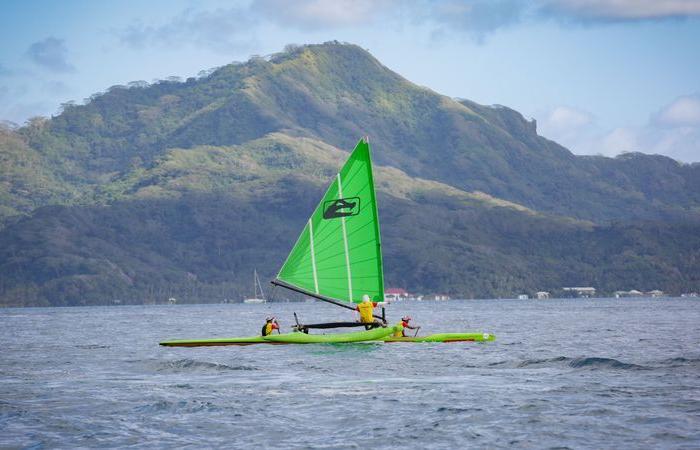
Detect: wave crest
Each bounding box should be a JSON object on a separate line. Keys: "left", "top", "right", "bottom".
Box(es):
{"left": 157, "top": 359, "right": 257, "bottom": 372}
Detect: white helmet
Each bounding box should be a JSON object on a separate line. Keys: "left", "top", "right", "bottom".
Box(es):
{"left": 362, "top": 294, "right": 371, "bottom": 302}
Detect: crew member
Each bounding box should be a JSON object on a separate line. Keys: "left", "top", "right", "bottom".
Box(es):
{"left": 261, "top": 316, "right": 280, "bottom": 336}
{"left": 355, "top": 295, "right": 388, "bottom": 329}
{"left": 394, "top": 316, "right": 420, "bottom": 337}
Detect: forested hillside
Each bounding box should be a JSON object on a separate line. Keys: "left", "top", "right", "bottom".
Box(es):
{"left": 1, "top": 42, "right": 699, "bottom": 306}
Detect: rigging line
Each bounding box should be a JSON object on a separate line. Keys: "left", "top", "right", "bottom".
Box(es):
{"left": 337, "top": 174, "right": 353, "bottom": 302}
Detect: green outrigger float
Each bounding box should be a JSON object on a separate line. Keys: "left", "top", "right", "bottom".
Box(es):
{"left": 160, "top": 325, "right": 401, "bottom": 347}
{"left": 383, "top": 332, "right": 495, "bottom": 343}
{"left": 160, "top": 138, "right": 494, "bottom": 347}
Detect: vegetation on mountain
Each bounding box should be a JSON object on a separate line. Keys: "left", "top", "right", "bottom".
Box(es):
{"left": 0, "top": 42, "right": 698, "bottom": 306}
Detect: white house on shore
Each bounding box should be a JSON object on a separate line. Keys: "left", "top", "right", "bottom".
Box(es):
{"left": 425, "top": 294, "right": 451, "bottom": 301}
{"left": 385, "top": 288, "right": 409, "bottom": 301}
{"left": 562, "top": 287, "right": 596, "bottom": 298}
{"left": 614, "top": 289, "right": 666, "bottom": 298}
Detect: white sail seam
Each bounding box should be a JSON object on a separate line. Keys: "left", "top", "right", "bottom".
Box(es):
{"left": 308, "top": 218, "right": 319, "bottom": 294}
{"left": 337, "top": 174, "right": 353, "bottom": 301}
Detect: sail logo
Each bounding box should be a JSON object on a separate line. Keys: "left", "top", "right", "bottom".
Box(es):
{"left": 323, "top": 197, "right": 360, "bottom": 219}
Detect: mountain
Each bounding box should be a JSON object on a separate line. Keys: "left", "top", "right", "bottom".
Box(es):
{"left": 1, "top": 42, "right": 699, "bottom": 306}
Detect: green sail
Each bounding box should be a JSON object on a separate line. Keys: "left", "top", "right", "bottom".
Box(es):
{"left": 276, "top": 138, "right": 385, "bottom": 304}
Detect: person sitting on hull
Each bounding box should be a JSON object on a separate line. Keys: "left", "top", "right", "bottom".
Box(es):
{"left": 261, "top": 316, "right": 280, "bottom": 336}
{"left": 394, "top": 316, "right": 420, "bottom": 337}
{"left": 355, "top": 295, "right": 388, "bottom": 329}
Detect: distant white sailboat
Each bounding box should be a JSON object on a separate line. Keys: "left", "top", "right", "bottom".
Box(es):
{"left": 243, "top": 269, "right": 266, "bottom": 304}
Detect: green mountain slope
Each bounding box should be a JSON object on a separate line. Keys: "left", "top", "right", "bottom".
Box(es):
{"left": 10, "top": 42, "right": 700, "bottom": 223}
{"left": 0, "top": 42, "right": 699, "bottom": 306}
{"left": 1, "top": 134, "right": 698, "bottom": 306}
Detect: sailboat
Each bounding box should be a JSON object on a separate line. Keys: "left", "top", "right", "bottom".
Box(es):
{"left": 160, "top": 138, "right": 493, "bottom": 346}
{"left": 243, "top": 269, "right": 266, "bottom": 304}
{"left": 270, "top": 136, "right": 387, "bottom": 330}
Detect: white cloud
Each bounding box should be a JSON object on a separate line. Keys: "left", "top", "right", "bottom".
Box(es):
{"left": 545, "top": 105, "right": 594, "bottom": 129}
{"left": 538, "top": 105, "right": 598, "bottom": 152}
{"left": 540, "top": 0, "right": 700, "bottom": 21}
{"left": 252, "top": 0, "right": 388, "bottom": 29}
{"left": 537, "top": 96, "right": 700, "bottom": 162}
{"left": 120, "top": 7, "right": 257, "bottom": 54}
{"left": 653, "top": 94, "right": 700, "bottom": 127}
{"left": 422, "top": 0, "right": 527, "bottom": 42}
{"left": 601, "top": 127, "right": 638, "bottom": 154}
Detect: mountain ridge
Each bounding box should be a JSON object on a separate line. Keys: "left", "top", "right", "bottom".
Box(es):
{"left": 1, "top": 42, "right": 698, "bottom": 306}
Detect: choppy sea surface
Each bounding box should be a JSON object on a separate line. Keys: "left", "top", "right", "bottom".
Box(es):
{"left": 1, "top": 298, "right": 699, "bottom": 449}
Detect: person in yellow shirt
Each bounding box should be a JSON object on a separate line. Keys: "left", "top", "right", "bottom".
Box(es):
{"left": 393, "top": 316, "right": 420, "bottom": 337}
{"left": 261, "top": 317, "right": 280, "bottom": 336}
{"left": 355, "top": 295, "right": 388, "bottom": 329}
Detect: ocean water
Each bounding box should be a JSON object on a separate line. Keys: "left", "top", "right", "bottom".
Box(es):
{"left": 1, "top": 298, "right": 699, "bottom": 449}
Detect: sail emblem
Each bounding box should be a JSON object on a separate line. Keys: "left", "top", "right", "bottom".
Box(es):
{"left": 323, "top": 197, "right": 360, "bottom": 219}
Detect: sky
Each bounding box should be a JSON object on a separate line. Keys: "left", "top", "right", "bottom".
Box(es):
{"left": 1, "top": 0, "right": 699, "bottom": 162}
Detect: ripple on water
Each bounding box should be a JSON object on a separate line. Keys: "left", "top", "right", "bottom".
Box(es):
{"left": 2, "top": 300, "right": 699, "bottom": 449}
{"left": 154, "top": 359, "right": 258, "bottom": 373}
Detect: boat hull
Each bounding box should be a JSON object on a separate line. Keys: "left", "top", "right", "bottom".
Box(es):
{"left": 382, "top": 332, "right": 495, "bottom": 343}
{"left": 160, "top": 325, "right": 400, "bottom": 347}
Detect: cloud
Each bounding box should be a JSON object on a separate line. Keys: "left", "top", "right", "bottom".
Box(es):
{"left": 652, "top": 94, "right": 700, "bottom": 127}
{"left": 544, "top": 105, "right": 594, "bottom": 129}
{"left": 539, "top": 0, "right": 700, "bottom": 22}
{"left": 0, "top": 63, "right": 13, "bottom": 77}
{"left": 538, "top": 105, "right": 598, "bottom": 150}
{"left": 424, "top": 0, "right": 527, "bottom": 42}
{"left": 118, "top": 1, "right": 532, "bottom": 50}
{"left": 600, "top": 126, "right": 638, "bottom": 154}
{"left": 252, "top": 0, "right": 387, "bottom": 29}
{"left": 121, "top": 6, "right": 257, "bottom": 54}
{"left": 538, "top": 97, "right": 700, "bottom": 162}
{"left": 26, "top": 37, "right": 75, "bottom": 72}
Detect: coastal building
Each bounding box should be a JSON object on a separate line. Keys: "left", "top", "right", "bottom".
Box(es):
{"left": 424, "top": 294, "right": 450, "bottom": 301}
{"left": 518, "top": 294, "right": 529, "bottom": 300}
{"left": 647, "top": 290, "right": 664, "bottom": 297}
{"left": 562, "top": 287, "right": 596, "bottom": 298}
{"left": 385, "top": 288, "right": 409, "bottom": 301}
{"left": 615, "top": 290, "right": 644, "bottom": 298}
{"left": 536, "top": 291, "right": 550, "bottom": 299}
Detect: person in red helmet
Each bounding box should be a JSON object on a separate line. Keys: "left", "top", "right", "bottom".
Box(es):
{"left": 393, "top": 316, "right": 420, "bottom": 337}
{"left": 261, "top": 316, "right": 280, "bottom": 336}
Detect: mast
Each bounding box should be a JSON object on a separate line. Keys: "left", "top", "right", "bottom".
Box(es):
{"left": 253, "top": 269, "right": 257, "bottom": 298}
{"left": 257, "top": 270, "right": 266, "bottom": 300}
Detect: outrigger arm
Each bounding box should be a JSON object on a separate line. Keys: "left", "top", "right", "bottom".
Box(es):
{"left": 271, "top": 279, "right": 385, "bottom": 322}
